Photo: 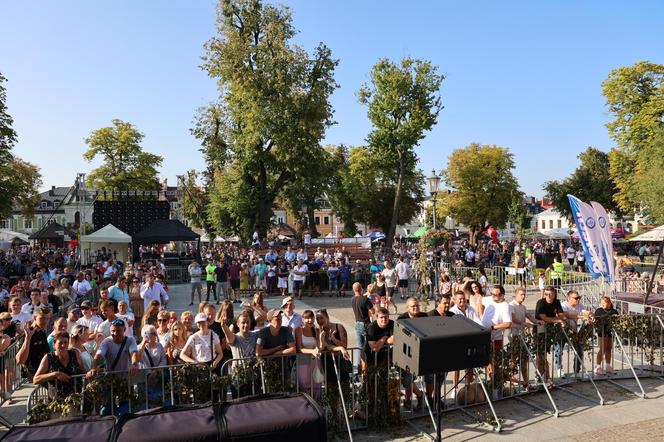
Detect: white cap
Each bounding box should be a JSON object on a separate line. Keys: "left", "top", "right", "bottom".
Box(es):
{"left": 194, "top": 313, "right": 208, "bottom": 323}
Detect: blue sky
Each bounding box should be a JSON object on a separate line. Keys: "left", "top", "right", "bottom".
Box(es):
{"left": 1, "top": 0, "right": 663, "bottom": 197}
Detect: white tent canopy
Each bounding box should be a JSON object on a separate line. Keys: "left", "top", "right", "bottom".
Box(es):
{"left": 80, "top": 224, "right": 132, "bottom": 265}
{"left": 0, "top": 230, "right": 29, "bottom": 242}
{"left": 629, "top": 225, "right": 664, "bottom": 242}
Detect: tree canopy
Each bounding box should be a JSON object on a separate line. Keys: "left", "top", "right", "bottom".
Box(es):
{"left": 602, "top": 61, "right": 664, "bottom": 222}
{"left": 198, "top": 0, "right": 338, "bottom": 240}
{"left": 83, "top": 119, "right": 163, "bottom": 192}
{"left": 0, "top": 72, "right": 42, "bottom": 219}
{"left": 358, "top": 57, "right": 443, "bottom": 246}
{"left": 439, "top": 143, "right": 520, "bottom": 243}
{"left": 543, "top": 147, "right": 619, "bottom": 221}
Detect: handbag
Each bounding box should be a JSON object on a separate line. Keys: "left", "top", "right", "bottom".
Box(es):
{"left": 312, "top": 361, "right": 325, "bottom": 384}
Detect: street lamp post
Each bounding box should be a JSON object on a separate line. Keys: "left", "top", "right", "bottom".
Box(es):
{"left": 427, "top": 169, "right": 441, "bottom": 296}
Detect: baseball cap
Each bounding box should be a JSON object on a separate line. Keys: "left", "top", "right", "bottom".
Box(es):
{"left": 266, "top": 309, "right": 283, "bottom": 321}
{"left": 80, "top": 300, "right": 93, "bottom": 309}
{"left": 194, "top": 313, "right": 208, "bottom": 323}
{"left": 280, "top": 296, "right": 294, "bottom": 308}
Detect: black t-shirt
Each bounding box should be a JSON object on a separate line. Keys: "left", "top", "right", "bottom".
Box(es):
{"left": 397, "top": 312, "right": 428, "bottom": 320}
{"left": 535, "top": 298, "right": 564, "bottom": 319}
{"left": 215, "top": 266, "right": 228, "bottom": 283}
{"left": 594, "top": 307, "right": 619, "bottom": 336}
{"left": 209, "top": 321, "right": 225, "bottom": 344}
{"left": 428, "top": 309, "right": 455, "bottom": 317}
{"left": 366, "top": 320, "right": 394, "bottom": 362}
{"left": 27, "top": 329, "right": 50, "bottom": 378}
{"left": 351, "top": 295, "right": 373, "bottom": 323}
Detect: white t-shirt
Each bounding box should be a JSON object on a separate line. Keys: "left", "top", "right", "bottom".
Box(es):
{"left": 449, "top": 304, "right": 482, "bottom": 324}
{"left": 183, "top": 332, "right": 221, "bottom": 363}
{"left": 576, "top": 251, "right": 585, "bottom": 262}
{"left": 509, "top": 300, "right": 527, "bottom": 332}
{"left": 566, "top": 247, "right": 576, "bottom": 259}
{"left": 294, "top": 264, "right": 308, "bottom": 282}
{"left": 96, "top": 317, "right": 129, "bottom": 339}
{"left": 561, "top": 300, "right": 587, "bottom": 331}
{"left": 481, "top": 298, "right": 512, "bottom": 341}
{"left": 381, "top": 268, "right": 397, "bottom": 287}
{"left": 10, "top": 311, "right": 33, "bottom": 330}
{"left": 77, "top": 315, "right": 103, "bottom": 333}
{"left": 72, "top": 279, "right": 92, "bottom": 298}
{"left": 395, "top": 262, "right": 409, "bottom": 280}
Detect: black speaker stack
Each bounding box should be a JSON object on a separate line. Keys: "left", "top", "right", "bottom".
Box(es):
{"left": 93, "top": 200, "right": 170, "bottom": 235}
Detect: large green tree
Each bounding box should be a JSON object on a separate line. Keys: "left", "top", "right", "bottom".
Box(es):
{"left": 358, "top": 57, "right": 444, "bottom": 246}
{"left": 0, "top": 72, "right": 42, "bottom": 219}
{"left": 326, "top": 145, "right": 424, "bottom": 236}
{"left": 83, "top": 119, "right": 163, "bottom": 192}
{"left": 199, "top": 0, "right": 337, "bottom": 240}
{"left": 179, "top": 170, "right": 213, "bottom": 234}
{"left": 602, "top": 61, "right": 664, "bottom": 221}
{"left": 439, "top": 143, "right": 520, "bottom": 243}
{"left": 543, "top": 147, "right": 620, "bottom": 221}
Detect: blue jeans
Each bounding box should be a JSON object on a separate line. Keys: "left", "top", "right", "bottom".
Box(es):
{"left": 355, "top": 321, "right": 368, "bottom": 363}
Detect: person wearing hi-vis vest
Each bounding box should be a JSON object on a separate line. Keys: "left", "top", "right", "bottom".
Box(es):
{"left": 549, "top": 256, "right": 565, "bottom": 288}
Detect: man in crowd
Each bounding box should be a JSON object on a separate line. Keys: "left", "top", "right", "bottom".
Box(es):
{"left": 109, "top": 276, "right": 130, "bottom": 310}
{"left": 395, "top": 256, "right": 410, "bottom": 300}
{"left": 535, "top": 286, "right": 566, "bottom": 383}
{"left": 481, "top": 285, "right": 513, "bottom": 350}
{"left": 15, "top": 307, "right": 50, "bottom": 380}
{"left": 9, "top": 296, "right": 32, "bottom": 331}
{"left": 429, "top": 293, "right": 455, "bottom": 318}
{"left": 72, "top": 272, "right": 92, "bottom": 301}
{"left": 188, "top": 260, "right": 203, "bottom": 306}
{"left": 87, "top": 319, "right": 140, "bottom": 377}
{"left": 77, "top": 300, "right": 103, "bottom": 341}
{"left": 351, "top": 282, "right": 373, "bottom": 368}
{"left": 450, "top": 290, "right": 481, "bottom": 323}
{"left": 228, "top": 259, "right": 241, "bottom": 303}
{"left": 215, "top": 259, "right": 229, "bottom": 303}
{"left": 293, "top": 259, "right": 308, "bottom": 300}
{"left": 397, "top": 297, "right": 427, "bottom": 411}
{"left": 281, "top": 296, "right": 303, "bottom": 337}
{"left": 560, "top": 289, "right": 594, "bottom": 377}
{"left": 96, "top": 300, "right": 127, "bottom": 340}
{"left": 140, "top": 273, "right": 169, "bottom": 311}
{"left": 256, "top": 309, "right": 296, "bottom": 357}
{"left": 205, "top": 259, "right": 217, "bottom": 302}
{"left": 21, "top": 288, "right": 48, "bottom": 316}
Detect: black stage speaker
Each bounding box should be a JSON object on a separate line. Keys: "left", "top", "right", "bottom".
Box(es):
{"left": 393, "top": 315, "right": 491, "bottom": 376}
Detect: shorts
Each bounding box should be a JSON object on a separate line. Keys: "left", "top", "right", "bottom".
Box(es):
{"left": 398, "top": 279, "right": 409, "bottom": 288}
{"left": 339, "top": 277, "right": 349, "bottom": 286}
{"left": 293, "top": 280, "right": 303, "bottom": 291}
{"left": 230, "top": 279, "right": 240, "bottom": 289}
{"left": 329, "top": 278, "right": 338, "bottom": 290}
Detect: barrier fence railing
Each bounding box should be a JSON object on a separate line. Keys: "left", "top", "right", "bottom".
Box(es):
{"left": 22, "top": 314, "right": 664, "bottom": 436}
{"left": 0, "top": 336, "right": 25, "bottom": 405}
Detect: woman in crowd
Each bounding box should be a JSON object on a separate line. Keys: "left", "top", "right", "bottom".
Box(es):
{"left": 129, "top": 278, "right": 144, "bottom": 336}
{"left": 142, "top": 300, "right": 161, "bottom": 328}
{"left": 181, "top": 311, "right": 196, "bottom": 334}
{"left": 466, "top": 280, "right": 485, "bottom": 316}
{"left": 239, "top": 263, "right": 250, "bottom": 297}
{"left": 316, "top": 309, "right": 351, "bottom": 379}
{"left": 69, "top": 325, "right": 94, "bottom": 371}
{"left": 251, "top": 292, "right": 268, "bottom": 328}
{"left": 54, "top": 278, "right": 73, "bottom": 308}
{"left": 139, "top": 324, "right": 167, "bottom": 371}
{"left": 0, "top": 312, "right": 14, "bottom": 401}
{"left": 47, "top": 318, "right": 68, "bottom": 351}
{"left": 117, "top": 300, "right": 135, "bottom": 332}
{"left": 155, "top": 310, "right": 171, "bottom": 348}
{"left": 180, "top": 313, "right": 223, "bottom": 370}
{"left": 33, "top": 331, "right": 85, "bottom": 400}
{"left": 295, "top": 309, "right": 321, "bottom": 398}
{"left": 166, "top": 320, "right": 189, "bottom": 364}
{"left": 594, "top": 295, "right": 619, "bottom": 375}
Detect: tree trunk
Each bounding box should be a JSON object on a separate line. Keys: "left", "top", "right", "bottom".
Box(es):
{"left": 255, "top": 198, "right": 271, "bottom": 241}
{"left": 386, "top": 163, "right": 404, "bottom": 247}
{"left": 307, "top": 206, "right": 319, "bottom": 237}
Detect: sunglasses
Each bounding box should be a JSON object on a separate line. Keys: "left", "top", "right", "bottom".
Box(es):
{"left": 157, "top": 319, "right": 167, "bottom": 322}
{"left": 572, "top": 296, "right": 581, "bottom": 300}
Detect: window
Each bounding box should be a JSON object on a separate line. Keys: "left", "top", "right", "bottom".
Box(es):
{"left": 542, "top": 220, "right": 546, "bottom": 230}
{"left": 24, "top": 219, "right": 32, "bottom": 229}
{"left": 315, "top": 216, "right": 320, "bottom": 225}
{"left": 557, "top": 220, "right": 562, "bottom": 229}
{"left": 0, "top": 219, "right": 8, "bottom": 229}
{"left": 549, "top": 220, "right": 554, "bottom": 229}
{"left": 47, "top": 219, "right": 55, "bottom": 225}
{"left": 40, "top": 201, "right": 48, "bottom": 209}
{"left": 324, "top": 216, "right": 330, "bottom": 225}
{"left": 277, "top": 217, "right": 284, "bottom": 224}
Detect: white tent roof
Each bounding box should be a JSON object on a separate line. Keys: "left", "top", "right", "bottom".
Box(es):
{"left": 0, "top": 230, "right": 29, "bottom": 242}
{"left": 629, "top": 225, "right": 664, "bottom": 242}
{"left": 80, "top": 224, "right": 131, "bottom": 243}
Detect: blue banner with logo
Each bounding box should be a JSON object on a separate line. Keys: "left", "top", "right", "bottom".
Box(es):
{"left": 567, "top": 195, "right": 608, "bottom": 279}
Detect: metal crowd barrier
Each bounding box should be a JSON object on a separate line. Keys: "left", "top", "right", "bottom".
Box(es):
{"left": 1, "top": 336, "right": 25, "bottom": 404}
{"left": 22, "top": 314, "right": 664, "bottom": 437}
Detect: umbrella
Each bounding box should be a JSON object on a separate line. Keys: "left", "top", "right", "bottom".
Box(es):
{"left": 629, "top": 225, "right": 664, "bottom": 242}
{"left": 413, "top": 226, "right": 429, "bottom": 238}
{"left": 367, "top": 230, "right": 386, "bottom": 240}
